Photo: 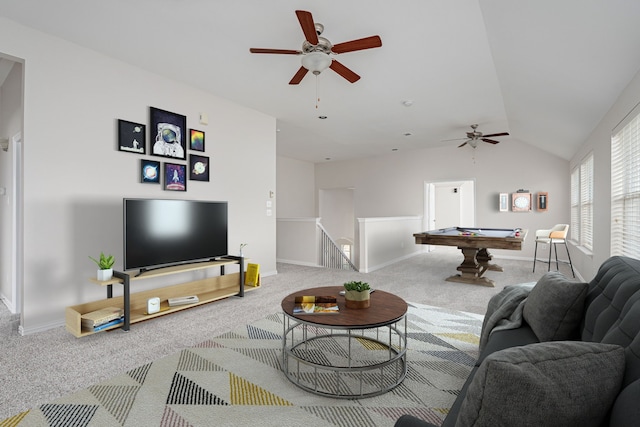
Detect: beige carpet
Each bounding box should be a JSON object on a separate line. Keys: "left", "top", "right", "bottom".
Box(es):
{"left": 2, "top": 303, "right": 483, "bottom": 427}
{"left": 1, "top": 251, "right": 562, "bottom": 421}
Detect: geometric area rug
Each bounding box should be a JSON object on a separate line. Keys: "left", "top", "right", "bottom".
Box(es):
{"left": 1, "top": 303, "right": 483, "bottom": 427}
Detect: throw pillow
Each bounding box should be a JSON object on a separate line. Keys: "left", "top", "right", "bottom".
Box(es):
{"left": 455, "top": 341, "right": 625, "bottom": 427}
{"left": 523, "top": 271, "right": 588, "bottom": 341}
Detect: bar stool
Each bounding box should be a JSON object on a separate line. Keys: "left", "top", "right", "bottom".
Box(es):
{"left": 533, "top": 224, "right": 575, "bottom": 277}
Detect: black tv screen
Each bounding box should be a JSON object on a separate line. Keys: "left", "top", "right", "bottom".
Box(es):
{"left": 123, "top": 198, "right": 228, "bottom": 271}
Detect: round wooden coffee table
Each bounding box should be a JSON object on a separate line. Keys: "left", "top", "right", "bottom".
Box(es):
{"left": 281, "top": 286, "right": 408, "bottom": 398}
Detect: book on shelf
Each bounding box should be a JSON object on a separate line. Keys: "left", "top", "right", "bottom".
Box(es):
{"left": 245, "top": 263, "right": 260, "bottom": 287}
{"left": 92, "top": 317, "right": 124, "bottom": 332}
{"left": 81, "top": 306, "right": 124, "bottom": 328}
{"left": 293, "top": 295, "right": 339, "bottom": 314}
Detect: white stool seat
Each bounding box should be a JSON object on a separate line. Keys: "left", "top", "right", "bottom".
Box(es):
{"left": 533, "top": 224, "right": 575, "bottom": 277}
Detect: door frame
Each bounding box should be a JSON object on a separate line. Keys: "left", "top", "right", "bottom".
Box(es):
{"left": 423, "top": 179, "right": 476, "bottom": 251}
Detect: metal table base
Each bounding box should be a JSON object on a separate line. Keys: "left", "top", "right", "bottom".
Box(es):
{"left": 282, "top": 313, "right": 407, "bottom": 399}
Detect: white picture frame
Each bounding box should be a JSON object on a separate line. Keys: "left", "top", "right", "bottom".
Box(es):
{"left": 499, "top": 193, "right": 508, "bottom": 212}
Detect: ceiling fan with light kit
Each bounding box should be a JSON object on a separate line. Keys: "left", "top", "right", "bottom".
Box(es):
{"left": 453, "top": 124, "right": 510, "bottom": 148}
{"left": 249, "top": 10, "right": 382, "bottom": 85}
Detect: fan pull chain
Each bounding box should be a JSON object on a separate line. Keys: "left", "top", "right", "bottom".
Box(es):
{"left": 315, "top": 74, "right": 320, "bottom": 109}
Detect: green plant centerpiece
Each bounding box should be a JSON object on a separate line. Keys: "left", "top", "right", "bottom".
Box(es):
{"left": 90, "top": 252, "right": 115, "bottom": 281}
{"left": 343, "top": 280, "right": 371, "bottom": 309}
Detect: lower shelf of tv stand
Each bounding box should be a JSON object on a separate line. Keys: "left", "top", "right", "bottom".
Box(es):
{"left": 66, "top": 272, "right": 257, "bottom": 338}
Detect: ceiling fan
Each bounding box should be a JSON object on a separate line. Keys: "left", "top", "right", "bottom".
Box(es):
{"left": 456, "top": 124, "right": 509, "bottom": 148}
{"left": 249, "top": 10, "right": 382, "bottom": 85}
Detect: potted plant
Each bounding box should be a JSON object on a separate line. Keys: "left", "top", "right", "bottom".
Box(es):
{"left": 343, "top": 280, "right": 371, "bottom": 309}
{"left": 89, "top": 252, "right": 115, "bottom": 281}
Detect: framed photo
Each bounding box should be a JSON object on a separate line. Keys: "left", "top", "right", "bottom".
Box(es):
{"left": 190, "top": 129, "right": 205, "bottom": 152}
{"left": 164, "top": 163, "right": 187, "bottom": 191}
{"left": 150, "top": 107, "right": 187, "bottom": 160}
{"left": 118, "top": 119, "right": 146, "bottom": 154}
{"left": 140, "top": 159, "right": 161, "bottom": 184}
{"left": 499, "top": 193, "right": 508, "bottom": 212}
{"left": 189, "top": 154, "right": 210, "bottom": 182}
{"left": 537, "top": 192, "right": 549, "bottom": 212}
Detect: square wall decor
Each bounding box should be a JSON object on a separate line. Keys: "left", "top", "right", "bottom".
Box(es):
{"left": 140, "top": 159, "right": 160, "bottom": 184}
{"left": 150, "top": 107, "right": 187, "bottom": 160}
{"left": 118, "top": 119, "right": 146, "bottom": 154}
{"left": 189, "top": 154, "right": 209, "bottom": 182}
{"left": 164, "top": 163, "right": 187, "bottom": 191}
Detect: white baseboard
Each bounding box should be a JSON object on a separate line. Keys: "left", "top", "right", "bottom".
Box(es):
{"left": 18, "top": 319, "right": 66, "bottom": 336}
{"left": 275, "top": 259, "right": 321, "bottom": 268}
{"left": 1, "top": 296, "right": 17, "bottom": 313}
{"left": 362, "top": 252, "right": 422, "bottom": 273}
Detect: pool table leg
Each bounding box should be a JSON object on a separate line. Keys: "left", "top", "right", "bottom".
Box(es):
{"left": 476, "top": 248, "right": 503, "bottom": 272}
{"left": 445, "top": 247, "right": 496, "bottom": 287}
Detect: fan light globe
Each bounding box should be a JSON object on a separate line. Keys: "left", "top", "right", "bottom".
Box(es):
{"left": 301, "top": 51, "right": 332, "bottom": 75}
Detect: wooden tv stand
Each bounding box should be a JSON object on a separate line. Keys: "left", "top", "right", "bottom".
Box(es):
{"left": 65, "top": 257, "right": 256, "bottom": 338}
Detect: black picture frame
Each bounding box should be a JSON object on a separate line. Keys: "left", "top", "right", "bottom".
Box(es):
{"left": 190, "top": 129, "right": 205, "bottom": 152}
{"left": 150, "top": 107, "right": 187, "bottom": 160}
{"left": 189, "top": 154, "right": 210, "bottom": 182}
{"left": 118, "top": 119, "right": 146, "bottom": 154}
{"left": 164, "top": 162, "right": 187, "bottom": 191}
{"left": 140, "top": 159, "right": 161, "bottom": 184}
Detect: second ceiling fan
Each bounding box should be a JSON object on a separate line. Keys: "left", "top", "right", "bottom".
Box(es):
{"left": 250, "top": 10, "right": 382, "bottom": 85}
{"left": 457, "top": 124, "right": 509, "bottom": 148}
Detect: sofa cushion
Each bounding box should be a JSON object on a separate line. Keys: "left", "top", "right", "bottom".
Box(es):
{"left": 455, "top": 341, "right": 625, "bottom": 427}
{"left": 476, "top": 324, "right": 539, "bottom": 366}
{"left": 523, "top": 271, "right": 588, "bottom": 341}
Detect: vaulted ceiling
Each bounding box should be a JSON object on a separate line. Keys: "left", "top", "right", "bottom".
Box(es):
{"left": 2, "top": 0, "right": 640, "bottom": 163}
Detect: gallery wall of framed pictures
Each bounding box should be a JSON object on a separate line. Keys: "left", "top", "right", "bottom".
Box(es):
{"left": 498, "top": 190, "right": 549, "bottom": 212}
{"left": 117, "top": 107, "right": 210, "bottom": 192}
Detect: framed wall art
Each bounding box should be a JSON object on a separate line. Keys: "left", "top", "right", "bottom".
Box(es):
{"left": 537, "top": 192, "right": 549, "bottom": 211}
{"left": 189, "top": 154, "right": 210, "bottom": 182}
{"left": 140, "top": 159, "right": 160, "bottom": 184}
{"left": 499, "top": 193, "right": 508, "bottom": 212}
{"left": 150, "top": 107, "right": 187, "bottom": 160}
{"left": 118, "top": 119, "right": 146, "bottom": 154}
{"left": 190, "top": 129, "right": 205, "bottom": 152}
{"left": 164, "top": 163, "right": 187, "bottom": 191}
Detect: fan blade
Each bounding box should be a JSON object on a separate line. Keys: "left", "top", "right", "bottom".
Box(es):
{"left": 329, "top": 60, "right": 360, "bottom": 83}
{"left": 482, "top": 132, "right": 509, "bottom": 138}
{"left": 289, "top": 66, "right": 309, "bottom": 85}
{"left": 250, "top": 48, "right": 301, "bottom": 55}
{"left": 296, "top": 10, "right": 319, "bottom": 45}
{"left": 458, "top": 141, "right": 469, "bottom": 148}
{"left": 332, "top": 35, "right": 382, "bottom": 54}
{"left": 482, "top": 138, "right": 500, "bottom": 144}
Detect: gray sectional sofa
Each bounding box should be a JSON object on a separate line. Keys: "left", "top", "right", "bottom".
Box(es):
{"left": 396, "top": 255, "right": 640, "bottom": 427}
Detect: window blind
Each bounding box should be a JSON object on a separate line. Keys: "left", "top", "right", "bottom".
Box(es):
{"left": 570, "top": 168, "right": 580, "bottom": 242}
{"left": 580, "top": 154, "right": 593, "bottom": 250}
{"left": 611, "top": 108, "right": 640, "bottom": 257}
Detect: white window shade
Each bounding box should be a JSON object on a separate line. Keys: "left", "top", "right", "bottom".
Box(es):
{"left": 580, "top": 154, "right": 593, "bottom": 251}
{"left": 571, "top": 168, "right": 580, "bottom": 242}
{"left": 611, "top": 105, "right": 640, "bottom": 257}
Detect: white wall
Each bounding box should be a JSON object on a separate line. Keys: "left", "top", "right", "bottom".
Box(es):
{"left": 435, "top": 183, "right": 464, "bottom": 229}
{"left": 319, "top": 188, "right": 354, "bottom": 243}
{"left": 314, "top": 140, "right": 570, "bottom": 261}
{"left": 276, "top": 156, "right": 315, "bottom": 217}
{"left": 0, "top": 17, "right": 277, "bottom": 334}
{"left": 569, "top": 67, "right": 640, "bottom": 279}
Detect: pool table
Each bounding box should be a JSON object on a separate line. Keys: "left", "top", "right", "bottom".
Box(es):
{"left": 413, "top": 227, "right": 527, "bottom": 287}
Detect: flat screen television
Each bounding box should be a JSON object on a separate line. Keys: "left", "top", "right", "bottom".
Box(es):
{"left": 123, "top": 198, "right": 228, "bottom": 272}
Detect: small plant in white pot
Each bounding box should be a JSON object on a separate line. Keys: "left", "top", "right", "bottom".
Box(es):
{"left": 343, "top": 280, "right": 371, "bottom": 309}
{"left": 89, "top": 252, "right": 115, "bottom": 281}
